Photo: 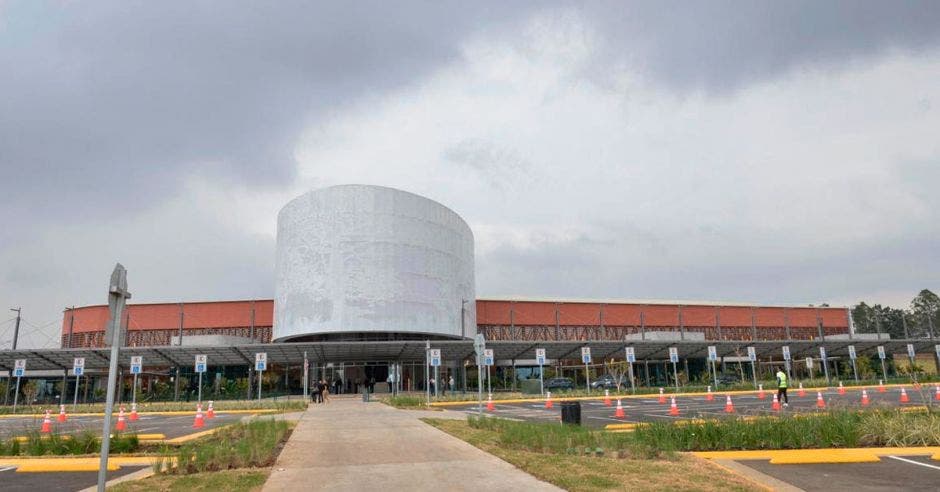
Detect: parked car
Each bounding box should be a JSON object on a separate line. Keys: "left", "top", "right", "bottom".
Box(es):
{"left": 544, "top": 377, "right": 575, "bottom": 391}
{"left": 716, "top": 373, "right": 742, "bottom": 386}
{"left": 590, "top": 374, "right": 621, "bottom": 390}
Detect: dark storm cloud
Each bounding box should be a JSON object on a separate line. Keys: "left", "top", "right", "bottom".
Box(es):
{"left": 0, "top": 1, "right": 529, "bottom": 226}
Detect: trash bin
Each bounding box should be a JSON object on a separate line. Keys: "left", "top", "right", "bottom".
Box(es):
{"left": 362, "top": 391, "right": 370, "bottom": 402}
{"left": 560, "top": 401, "right": 581, "bottom": 425}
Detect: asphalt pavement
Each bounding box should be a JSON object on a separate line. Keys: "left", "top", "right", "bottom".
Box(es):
{"left": 740, "top": 454, "right": 940, "bottom": 491}
{"left": 0, "top": 465, "right": 147, "bottom": 492}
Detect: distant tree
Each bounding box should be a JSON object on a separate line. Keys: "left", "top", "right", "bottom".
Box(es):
{"left": 909, "top": 289, "right": 939, "bottom": 338}
{"left": 851, "top": 302, "right": 905, "bottom": 338}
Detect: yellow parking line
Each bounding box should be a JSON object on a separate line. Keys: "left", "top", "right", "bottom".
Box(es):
{"left": 694, "top": 446, "right": 940, "bottom": 464}
{"left": 0, "top": 456, "right": 171, "bottom": 473}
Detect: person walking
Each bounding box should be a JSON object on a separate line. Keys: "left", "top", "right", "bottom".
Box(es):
{"left": 320, "top": 379, "right": 330, "bottom": 403}
{"left": 776, "top": 367, "right": 789, "bottom": 407}
{"left": 449, "top": 375, "right": 455, "bottom": 393}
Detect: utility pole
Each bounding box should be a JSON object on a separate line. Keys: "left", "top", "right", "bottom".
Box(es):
{"left": 10, "top": 307, "right": 21, "bottom": 349}
{"left": 65, "top": 306, "right": 75, "bottom": 348}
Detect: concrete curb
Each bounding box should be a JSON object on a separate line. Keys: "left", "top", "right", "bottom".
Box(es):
{"left": 76, "top": 466, "right": 156, "bottom": 492}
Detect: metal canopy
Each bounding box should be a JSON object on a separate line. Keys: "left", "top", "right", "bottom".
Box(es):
{"left": 0, "top": 339, "right": 936, "bottom": 371}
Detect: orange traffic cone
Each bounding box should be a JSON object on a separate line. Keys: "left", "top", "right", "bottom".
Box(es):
{"left": 193, "top": 403, "right": 205, "bottom": 428}
{"left": 838, "top": 382, "right": 845, "bottom": 395}
{"left": 772, "top": 394, "right": 781, "bottom": 411}
{"left": 545, "top": 391, "right": 554, "bottom": 409}
{"left": 614, "top": 399, "right": 625, "bottom": 418}
{"left": 798, "top": 382, "right": 806, "bottom": 397}
{"left": 724, "top": 395, "right": 735, "bottom": 413}
{"left": 668, "top": 397, "right": 680, "bottom": 416}
{"left": 935, "top": 385, "right": 940, "bottom": 402}
{"left": 878, "top": 380, "right": 886, "bottom": 393}
{"left": 658, "top": 388, "right": 666, "bottom": 404}
{"left": 40, "top": 409, "right": 52, "bottom": 433}
{"left": 900, "top": 388, "right": 910, "bottom": 403}
{"left": 115, "top": 406, "right": 127, "bottom": 431}
{"left": 486, "top": 394, "right": 495, "bottom": 411}
{"left": 816, "top": 392, "right": 826, "bottom": 409}
{"left": 706, "top": 386, "right": 714, "bottom": 401}
{"left": 758, "top": 384, "right": 766, "bottom": 400}
{"left": 206, "top": 400, "right": 215, "bottom": 419}
{"left": 861, "top": 389, "right": 870, "bottom": 406}
{"left": 57, "top": 404, "right": 67, "bottom": 423}
{"left": 129, "top": 402, "right": 139, "bottom": 422}
{"left": 604, "top": 390, "right": 612, "bottom": 407}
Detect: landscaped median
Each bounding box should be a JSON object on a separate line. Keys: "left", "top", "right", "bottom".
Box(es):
{"left": 424, "top": 408, "right": 940, "bottom": 491}
{"left": 0, "top": 399, "right": 307, "bottom": 417}
{"left": 0, "top": 417, "right": 293, "bottom": 491}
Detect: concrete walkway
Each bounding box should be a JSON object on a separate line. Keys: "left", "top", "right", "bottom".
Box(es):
{"left": 263, "top": 399, "right": 561, "bottom": 491}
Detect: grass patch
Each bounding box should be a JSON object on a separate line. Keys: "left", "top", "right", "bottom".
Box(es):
{"left": 632, "top": 409, "right": 940, "bottom": 451}
{"left": 155, "top": 418, "right": 292, "bottom": 474}
{"left": 424, "top": 418, "right": 760, "bottom": 492}
{"left": 0, "top": 429, "right": 138, "bottom": 456}
{"left": 110, "top": 468, "right": 268, "bottom": 492}
{"left": 383, "top": 395, "right": 432, "bottom": 410}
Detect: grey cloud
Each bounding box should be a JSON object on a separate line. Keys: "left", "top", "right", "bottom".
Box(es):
{"left": 581, "top": 1, "right": 940, "bottom": 94}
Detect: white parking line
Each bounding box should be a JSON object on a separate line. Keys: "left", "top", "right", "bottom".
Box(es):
{"left": 0, "top": 466, "right": 15, "bottom": 472}
{"left": 887, "top": 455, "right": 940, "bottom": 471}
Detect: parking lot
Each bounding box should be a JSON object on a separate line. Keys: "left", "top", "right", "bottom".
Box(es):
{"left": 733, "top": 454, "right": 940, "bottom": 491}
{"left": 443, "top": 385, "right": 937, "bottom": 429}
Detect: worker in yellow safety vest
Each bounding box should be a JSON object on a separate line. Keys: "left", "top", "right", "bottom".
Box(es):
{"left": 776, "top": 368, "right": 789, "bottom": 407}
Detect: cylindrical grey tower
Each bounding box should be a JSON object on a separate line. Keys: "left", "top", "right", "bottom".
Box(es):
{"left": 274, "top": 185, "right": 476, "bottom": 342}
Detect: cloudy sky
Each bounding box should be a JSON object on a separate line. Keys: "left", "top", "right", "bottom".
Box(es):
{"left": 1, "top": 1, "right": 938, "bottom": 347}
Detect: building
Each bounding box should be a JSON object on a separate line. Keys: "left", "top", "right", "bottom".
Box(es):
{"left": 61, "top": 298, "right": 850, "bottom": 349}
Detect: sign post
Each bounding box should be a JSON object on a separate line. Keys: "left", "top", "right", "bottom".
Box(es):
{"left": 303, "top": 351, "right": 309, "bottom": 400}
{"left": 482, "top": 349, "right": 493, "bottom": 397}
{"left": 130, "top": 356, "right": 142, "bottom": 408}
{"left": 877, "top": 345, "right": 887, "bottom": 382}
{"left": 430, "top": 349, "right": 442, "bottom": 398}
{"left": 98, "top": 263, "right": 131, "bottom": 492}
{"left": 194, "top": 355, "right": 207, "bottom": 404}
{"left": 668, "top": 347, "right": 679, "bottom": 392}
{"left": 425, "top": 341, "right": 431, "bottom": 405}
{"left": 907, "top": 343, "right": 917, "bottom": 372}
{"left": 782, "top": 345, "right": 792, "bottom": 381}
{"left": 819, "top": 346, "right": 830, "bottom": 384}
{"left": 707, "top": 345, "right": 718, "bottom": 388}
{"left": 12, "top": 359, "right": 25, "bottom": 413}
{"left": 625, "top": 346, "right": 637, "bottom": 394}
{"left": 581, "top": 347, "right": 592, "bottom": 392}
{"left": 255, "top": 353, "right": 267, "bottom": 401}
{"left": 747, "top": 346, "right": 757, "bottom": 388}
{"left": 806, "top": 356, "right": 814, "bottom": 380}
{"left": 848, "top": 345, "right": 859, "bottom": 383}
{"left": 72, "top": 357, "right": 84, "bottom": 407}
{"left": 535, "top": 348, "right": 546, "bottom": 396}
{"left": 474, "top": 334, "right": 485, "bottom": 415}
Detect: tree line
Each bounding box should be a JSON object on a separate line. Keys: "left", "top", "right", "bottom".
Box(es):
{"left": 851, "top": 289, "right": 939, "bottom": 339}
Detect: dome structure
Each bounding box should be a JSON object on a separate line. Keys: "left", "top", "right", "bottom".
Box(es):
{"left": 274, "top": 185, "right": 476, "bottom": 342}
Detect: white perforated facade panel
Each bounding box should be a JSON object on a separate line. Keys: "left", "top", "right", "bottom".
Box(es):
{"left": 274, "top": 185, "right": 476, "bottom": 341}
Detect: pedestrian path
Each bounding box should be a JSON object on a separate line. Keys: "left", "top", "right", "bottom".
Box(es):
{"left": 263, "top": 399, "right": 561, "bottom": 491}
